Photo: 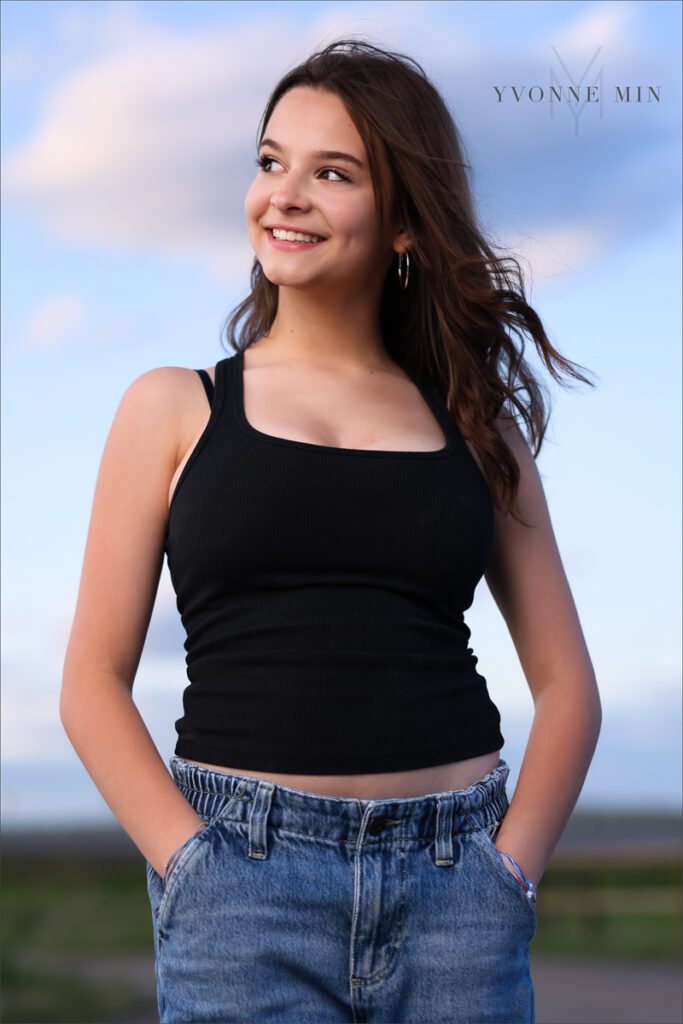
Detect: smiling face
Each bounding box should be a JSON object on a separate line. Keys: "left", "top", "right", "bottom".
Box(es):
{"left": 245, "top": 85, "right": 403, "bottom": 294}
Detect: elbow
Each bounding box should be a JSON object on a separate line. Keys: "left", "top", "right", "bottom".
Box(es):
{"left": 581, "top": 677, "right": 604, "bottom": 743}
{"left": 59, "top": 666, "right": 88, "bottom": 728}
{"left": 534, "top": 670, "right": 603, "bottom": 719}
{"left": 589, "top": 673, "right": 604, "bottom": 728}
{"left": 59, "top": 680, "right": 77, "bottom": 730}
{"left": 60, "top": 665, "right": 133, "bottom": 726}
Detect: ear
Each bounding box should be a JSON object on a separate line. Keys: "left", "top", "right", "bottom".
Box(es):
{"left": 392, "top": 228, "right": 412, "bottom": 254}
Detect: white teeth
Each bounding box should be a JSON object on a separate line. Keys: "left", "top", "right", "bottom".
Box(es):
{"left": 271, "top": 228, "right": 322, "bottom": 243}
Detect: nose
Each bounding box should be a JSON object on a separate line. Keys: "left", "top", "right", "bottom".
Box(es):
{"left": 271, "top": 190, "right": 310, "bottom": 212}
{"left": 269, "top": 173, "right": 313, "bottom": 212}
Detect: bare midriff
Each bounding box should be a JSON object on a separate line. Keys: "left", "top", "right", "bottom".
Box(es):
{"left": 181, "top": 751, "right": 502, "bottom": 799}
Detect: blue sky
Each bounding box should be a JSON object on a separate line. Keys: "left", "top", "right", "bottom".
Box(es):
{"left": 2, "top": 0, "right": 681, "bottom": 826}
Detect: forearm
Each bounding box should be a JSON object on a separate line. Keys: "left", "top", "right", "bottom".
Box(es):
{"left": 494, "top": 675, "right": 602, "bottom": 889}
{"left": 60, "top": 673, "right": 205, "bottom": 878}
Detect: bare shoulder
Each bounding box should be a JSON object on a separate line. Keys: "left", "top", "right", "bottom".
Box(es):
{"left": 491, "top": 408, "right": 545, "bottom": 528}
{"left": 158, "top": 364, "right": 216, "bottom": 400}
{"left": 123, "top": 364, "right": 214, "bottom": 403}
{"left": 493, "top": 407, "right": 535, "bottom": 459}
{"left": 120, "top": 364, "right": 196, "bottom": 409}
{"left": 121, "top": 365, "right": 215, "bottom": 460}
{"left": 463, "top": 409, "right": 535, "bottom": 488}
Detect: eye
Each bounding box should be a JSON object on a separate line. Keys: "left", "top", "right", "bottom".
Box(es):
{"left": 255, "top": 154, "right": 351, "bottom": 183}
{"left": 255, "top": 155, "right": 277, "bottom": 173}
{"left": 320, "top": 167, "right": 352, "bottom": 183}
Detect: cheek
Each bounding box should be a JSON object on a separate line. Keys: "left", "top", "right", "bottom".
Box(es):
{"left": 244, "top": 181, "right": 267, "bottom": 223}
{"left": 328, "top": 203, "right": 375, "bottom": 244}
{"left": 340, "top": 214, "right": 383, "bottom": 256}
{"left": 333, "top": 191, "right": 380, "bottom": 240}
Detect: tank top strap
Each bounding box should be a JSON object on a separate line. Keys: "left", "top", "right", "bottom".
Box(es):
{"left": 194, "top": 368, "right": 215, "bottom": 407}
{"left": 416, "top": 379, "right": 460, "bottom": 447}
{"left": 210, "top": 352, "right": 238, "bottom": 429}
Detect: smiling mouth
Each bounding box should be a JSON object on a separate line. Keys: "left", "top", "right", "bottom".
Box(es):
{"left": 265, "top": 228, "right": 327, "bottom": 244}
{"left": 265, "top": 231, "right": 328, "bottom": 254}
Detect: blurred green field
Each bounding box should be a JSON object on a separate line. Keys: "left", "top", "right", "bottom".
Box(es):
{"left": 2, "top": 858, "right": 157, "bottom": 1023}
{"left": 1, "top": 824, "right": 681, "bottom": 1023}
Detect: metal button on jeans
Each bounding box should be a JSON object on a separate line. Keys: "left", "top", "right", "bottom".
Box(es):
{"left": 367, "top": 815, "right": 390, "bottom": 836}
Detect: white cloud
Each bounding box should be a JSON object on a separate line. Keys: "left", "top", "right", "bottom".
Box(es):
{"left": 21, "top": 294, "right": 87, "bottom": 351}
{"left": 538, "top": 1, "right": 638, "bottom": 59}
{"left": 309, "top": 1, "right": 483, "bottom": 66}
{"left": 17, "top": 292, "right": 141, "bottom": 352}
{"left": 0, "top": 15, "right": 306, "bottom": 283}
{"left": 0, "top": 5, "right": 486, "bottom": 290}
{"left": 499, "top": 221, "right": 616, "bottom": 286}
{"left": 1, "top": 662, "right": 65, "bottom": 761}
{"left": 55, "top": 0, "right": 163, "bottom": 49}
{"left": 2, "top": 0, "right": 657, "bottom": 296}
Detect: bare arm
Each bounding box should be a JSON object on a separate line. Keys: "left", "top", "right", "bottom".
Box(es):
{"left": 480, "top": 413, "right": 603, "bottom": 888}
{"left": 60, "top": 367, "right": 209, "bottom": 879}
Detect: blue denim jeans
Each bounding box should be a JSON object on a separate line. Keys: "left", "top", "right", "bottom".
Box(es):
{"left": 145, "top": 755, "right": 537, "bottom": 1023}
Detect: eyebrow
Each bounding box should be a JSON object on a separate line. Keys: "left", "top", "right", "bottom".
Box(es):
{"left": 259, "top": 138, "right": 365, "bottom": 170}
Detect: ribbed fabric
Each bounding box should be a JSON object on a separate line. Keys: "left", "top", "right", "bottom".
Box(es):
{"left": 164, "top": 349, "right": 504, "bottom": 774}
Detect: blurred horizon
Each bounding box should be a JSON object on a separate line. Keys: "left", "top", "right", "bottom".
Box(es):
{"left": 3, "top": 804, "right": 682, "bottom": 844}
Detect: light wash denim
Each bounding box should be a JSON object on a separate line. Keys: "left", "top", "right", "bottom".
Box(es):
{"left": 145, "top": 755, "right": 537, "bottom": 1023}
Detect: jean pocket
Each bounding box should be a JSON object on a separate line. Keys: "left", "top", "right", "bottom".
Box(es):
{"left": 162, "top": 815, "right": 222, "bottom": 891}
{"left": 474, "top": 822, "right": 537, "bottom": 916}
{"left": 153, "top": 815, "right": 224, "bottom": 938}
{"left": 162, "top": 821, "right": 211, "bottom": 890}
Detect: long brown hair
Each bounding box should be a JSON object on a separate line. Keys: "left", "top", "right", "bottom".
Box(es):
{"left": 222, "top": 38, "right": 596, "bottom": 525}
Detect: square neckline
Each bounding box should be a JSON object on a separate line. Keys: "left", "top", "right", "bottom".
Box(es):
{"left": 231, "top": 348, "right": 458, "bottom": 459}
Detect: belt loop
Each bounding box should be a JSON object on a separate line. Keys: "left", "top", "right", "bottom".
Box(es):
{"left": 216, "top": 778, "right": 249, "bottom": 821}
{"left": 434, "top": 793, "right": 456, "bottom": 866}
{"left": 247, "top": 780, "right": 275, "bottom": 860}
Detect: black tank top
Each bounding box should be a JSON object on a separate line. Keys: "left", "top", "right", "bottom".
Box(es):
{"left": 165, "top": 349, "right": 504, "bottom": 773}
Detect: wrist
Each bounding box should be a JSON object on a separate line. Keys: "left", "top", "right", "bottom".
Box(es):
{"left": 162, "top": 821, "right": 209, "bottom": 886}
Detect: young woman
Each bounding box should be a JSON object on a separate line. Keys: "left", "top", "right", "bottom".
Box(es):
{"left": 61, "top": 39, "right": 602, "bottom": 1024}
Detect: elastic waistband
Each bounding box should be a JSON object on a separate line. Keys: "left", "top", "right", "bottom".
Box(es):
{"left": 169, "top": 755, "right": 510, "bottom": 847}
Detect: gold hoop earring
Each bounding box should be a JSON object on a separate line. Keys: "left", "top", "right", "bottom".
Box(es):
{"left": 397, "top": 250, "right": 410, "bottom": 290}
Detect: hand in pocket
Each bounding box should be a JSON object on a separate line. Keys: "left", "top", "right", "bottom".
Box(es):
{"left": 162, "top": 821, "right": 208, "bottom": 888}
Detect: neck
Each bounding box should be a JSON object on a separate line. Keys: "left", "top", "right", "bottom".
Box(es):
{"left": 259, "top": 286, "right": 393, "bottom": 372}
